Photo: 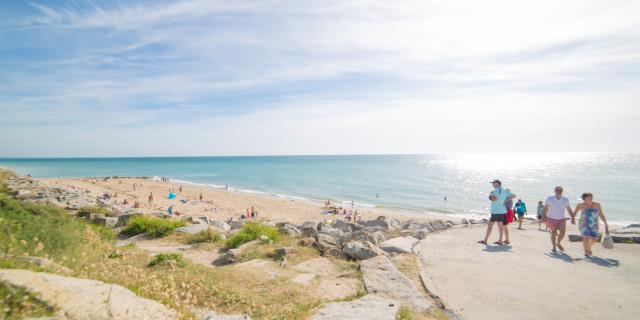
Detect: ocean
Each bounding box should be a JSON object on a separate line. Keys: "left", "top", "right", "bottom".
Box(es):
{"left": 1, "top": 153, "right": 639, "bottom": 224}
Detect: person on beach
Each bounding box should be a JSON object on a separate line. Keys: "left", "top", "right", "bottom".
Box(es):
{"left": 536, "top": 201, "right": 546, "bottom": 231}
{"left": 479, "top": 180, "right": 515, "bottom": 245}
{"left": 542, "top": 186, "right": 575, "bottom": 252}
{"left": 148, "top": 192, "right": 154, "bottom": 207}
{"left": 574, "top": 193, "right": 609, "bottom": 256}
{"left": 133, "top": 183, "right": 136, "bottom": 191}
{"left": 514, "top": 199, "right": 527, "bottom": 230}
{"left": 199, "top": 192, "right": 203, "bottom": 201}
{"left": 250, "top": 207, "right": 255, "bottom": 220}
{"left": 503, "top": 196, "right": 515, "bottom": 245}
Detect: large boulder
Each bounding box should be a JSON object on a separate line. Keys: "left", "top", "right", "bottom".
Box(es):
{"left": 411, "top": 228, "right": 432, "bottom": 240}
{"left": 282, "top": 224, "right": 302, "bottom": 237}
{"left": 116, "top": 213, "right": 142, "bottom": 227}
{"left": 322, "top": 247, "right": 348, "bottom": 260}
{"left": 378, "top": 237, "right": 419, "bottom": 254}
{"left": 210, "top": 221, "right": 232, "bottom": 233}
{"left": 331, "top": 220, "right": 361, "bottom": 233}
{"left": 175, "top": 224, "right": 211, "bottom": 234}
{"left": 184, "top": 216, "right": 211, "bottom": 225}
{"left": 342, "top": 241, "right": 384, "bottom": 260}
{"left": 315, "top": 233, "right": 341, "bottom": 252}
{"left": 358, "top": 216, "right": 401, "bottom": 230}
{"left": 0, "top": 269, "right": 177, "bottom": 320}
{"left": 311, "top": 295, "right": 398, "bottom": 320}
{"left": 429, "top": 220, "right": 450, "bottom": 231}
{"left": 212, "top": 240, "right": 259, "bottom": 266}
{"left": 361, "top": 256, "right": 432, "bottom": 312}
{"left": 351, "top": 230, "right": 387, "bottom": 245}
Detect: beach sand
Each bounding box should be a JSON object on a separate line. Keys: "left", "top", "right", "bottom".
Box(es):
{"left": 39, "top": 176, "right": 432, "bottom": 224}
{"left": 415, "top": 222, "right": 640, "bottom": 320}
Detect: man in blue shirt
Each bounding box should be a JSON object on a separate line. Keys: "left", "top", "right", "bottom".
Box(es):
{"left": 514, "top": 199, "right": 527, "bottom": 230}
{"left": 479, "top": 179, "right": 516, "bottom": 245}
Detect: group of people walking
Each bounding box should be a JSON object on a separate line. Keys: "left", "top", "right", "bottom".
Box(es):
{"left": 479, "top": 180, "right": 610, "bottom": 257}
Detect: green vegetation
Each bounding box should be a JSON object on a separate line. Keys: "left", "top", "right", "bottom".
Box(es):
{"left": 148, "top": 253, "right": 188, "bottom": 268}
{"left": 122, "top": 215, "right": 186, "bottom": 238}
{"left": 0, "top": 282, "right": 55, "bottom": 319}
{"left": 0, "top": 192, "right": 87, "bottom": 266}
{"left": 77, "top": 206, "right": 111, "bottom": 217}
{"left": 185, "top": 228, "right": 222, "bottom": 244}
{"left": 226, "top": 222, "right": 281, "bottom": 248}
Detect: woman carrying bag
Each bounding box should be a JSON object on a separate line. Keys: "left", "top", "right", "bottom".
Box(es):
{"left": 574, "top": 192, "right": 610, "bottom": 256}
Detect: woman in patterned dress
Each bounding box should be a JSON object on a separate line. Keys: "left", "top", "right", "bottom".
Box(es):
{"left": 574, "top": 193, "right": 609, "bottom": 256}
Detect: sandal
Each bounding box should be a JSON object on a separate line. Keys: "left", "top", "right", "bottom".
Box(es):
{"left": 477, "top": 240, "right": 487, "bottom": 245}
{"left": 493, "top": 241, "right": 503, "bottom": 245}
{"left": 503, "top": 241, "right": 511, "bottom": 245}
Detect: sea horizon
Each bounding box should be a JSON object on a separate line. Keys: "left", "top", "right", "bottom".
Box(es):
{"left": 2, "top": 153, "right": 639, "bottom": 225}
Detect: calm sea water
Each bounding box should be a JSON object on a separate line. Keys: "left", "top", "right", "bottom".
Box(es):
{"left": 1, "top": 153, "right": 639, "bottom": 224}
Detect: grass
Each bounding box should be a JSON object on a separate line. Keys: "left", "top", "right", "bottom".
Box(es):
{"left": 148, "top": 253, "right": 188, "bottom": 268}
{"left": 226, "top": 222, "right": 281, "bottom": 248}
{"left": 184, "top": 228, "right": 221, "bottom": 244}
{"left": 0, "top": 281, "right": 55, "bottom": 319}
{"left": 0, "top": 169, "right": 326, "bottom": 319}
{"left": 122, "top": 215, "right": 186, "bottom": 238}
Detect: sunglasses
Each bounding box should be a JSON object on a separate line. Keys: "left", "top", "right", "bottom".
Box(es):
{"left": 555, "top": 189, "right": 563, "bottom": 192}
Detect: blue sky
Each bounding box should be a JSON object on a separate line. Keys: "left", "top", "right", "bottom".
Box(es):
{"left": 1, "top": 0, "right": 639, "bottom": 157}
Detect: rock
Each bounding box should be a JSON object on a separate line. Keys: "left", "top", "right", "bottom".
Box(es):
{"left": 461, "top": 218, "right": 469, "bottom": 225}
{"left": 258, "top": 235, "right": 271, "bottom": 244}
{"left": 0, "top": 269, "right": 177, "bottom": 320}
{"left": 351, "top": 230, "right": 387, "bottom": 245}
{"left": 331, "top": 220, "right": 361, "bottom": 233}
{"left": 210, "top": 221, "right": 231, "bottom": 233}
{"left": 378, "top": 237, "right": 419, "bottom": 254}
{"left": 361, "top": 255, "right": 432, "bottom": 312}
{"left": 15, "top": 189, "right": 33, "bottom": 199}
{"left": 282, "top": 224, "right": 302, "bottom": 237}
{"left": 0, "top": 254, "right": 72, "bottom": 275}
{"left": 322, "top": 247, "right": 348, "bottom": 260}
{"left": 318, "top": 224, "right": 345, "bottom": 238}
{"left": 175, "top": 224, "right": 211, "bottom": 234}
{"left": 311, "top": 295, "right": 399, "bottom": 320}
{"left": 411, "top": 228, "right": 432, "bottom": 240}
{"left": 184, "top": 216, "right": 211, "bottom": 225}
{"left": 298, "top": 237, "right": 316, "bottom": 247}
{"left": 302, "top": 225, "right": 319, "bottom": 237}
{"left": 568, "top": 234, "right": 583, "bottom": 242}
{"left": 315, "top": 233, "right": 341, "bottom": 252}
{"left": 212, "top": 240, "right": 259, "bottom": 266}
{"left": 358, "top": 216, "right": 401, "bottom": 230}
{"left": 342, "top": 241, "right": 384, "bottom": 260}
{"left": 91, "top": 216, "right": 118, "bottom": 228}
{"left": 275, "top": 247, "right": 295, "bottom": 258}
{"left": 429, "top": 220, "right": 450, "bottom": 231}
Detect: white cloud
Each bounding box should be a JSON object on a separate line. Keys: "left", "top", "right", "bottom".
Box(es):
{"left": 1, "top": 0, "right": 639, "bottom": 156}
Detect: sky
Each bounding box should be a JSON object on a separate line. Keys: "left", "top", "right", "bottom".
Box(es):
{"left": 1, "top": 0, "right": 639, "bottom": 157}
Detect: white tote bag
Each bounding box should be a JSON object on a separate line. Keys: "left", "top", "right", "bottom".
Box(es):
{"left": 602, "top": 233, "right": 614, "bottom": 249}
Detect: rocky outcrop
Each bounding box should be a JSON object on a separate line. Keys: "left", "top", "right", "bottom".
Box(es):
{"left": 281, "top": 224, "right": 302, "bottom": 237}
{"left": 311, "top": 295, "right": 399, "bottom": 320}
{"left": 212, "top": 240, "right": 259, "bottom": 266}
{"left": 175, "top": 223, "right": 212, "bottom": 234}
{"left": 210, "top": 221, "right": 232, "bottom": 233}
{"left": 342, "top": 241, "right": 384, "bottom": 260}
{"left": 351, "top": 230, "right": 386, "bottom": 245}
{"left": 0, "top": 269, "right": 177, "bottom": 320}
{"left": 378, "top": 236, "right": 419, "bottom": 254}
{"left": 361, "top": 255, "right": 432, "bottom": 312}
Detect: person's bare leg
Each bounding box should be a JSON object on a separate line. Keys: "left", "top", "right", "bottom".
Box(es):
{"left": 518, "top": 217, "right": 523, "bottom": 229}
{"left": 498, "top": 223, "right": 505, "bottom": 243}
{"left": 557, "top": 223, "right": 566, "bottom": 251}
{"left": 503, "top": 224, "right": 509, "bottom": 243}
{"left": 538, "top": 220, "right": 541, "bottom": 231}
{"left": 482, "top": 221, "right": 495, "bottom": 243}
{"left": 586, "top": 238, "right": 595, "bottom": 255}
{"left": 550, "top": 227, "right": 558, "bottom": 251}
{"left": 582, "top": 238, "right": 590, "bottom": 255}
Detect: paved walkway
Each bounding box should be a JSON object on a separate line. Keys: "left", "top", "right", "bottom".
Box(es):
{"left": 414, "top": 222, "right": 640, "bottom": 320}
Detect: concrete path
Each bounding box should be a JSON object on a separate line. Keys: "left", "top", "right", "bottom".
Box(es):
{"left": 414, "top": 222, "right": 640, "bottom": 320}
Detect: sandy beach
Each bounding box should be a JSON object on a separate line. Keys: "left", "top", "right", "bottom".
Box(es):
{"left": 39, "top": 176, "right": 437, "bottom": 225}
